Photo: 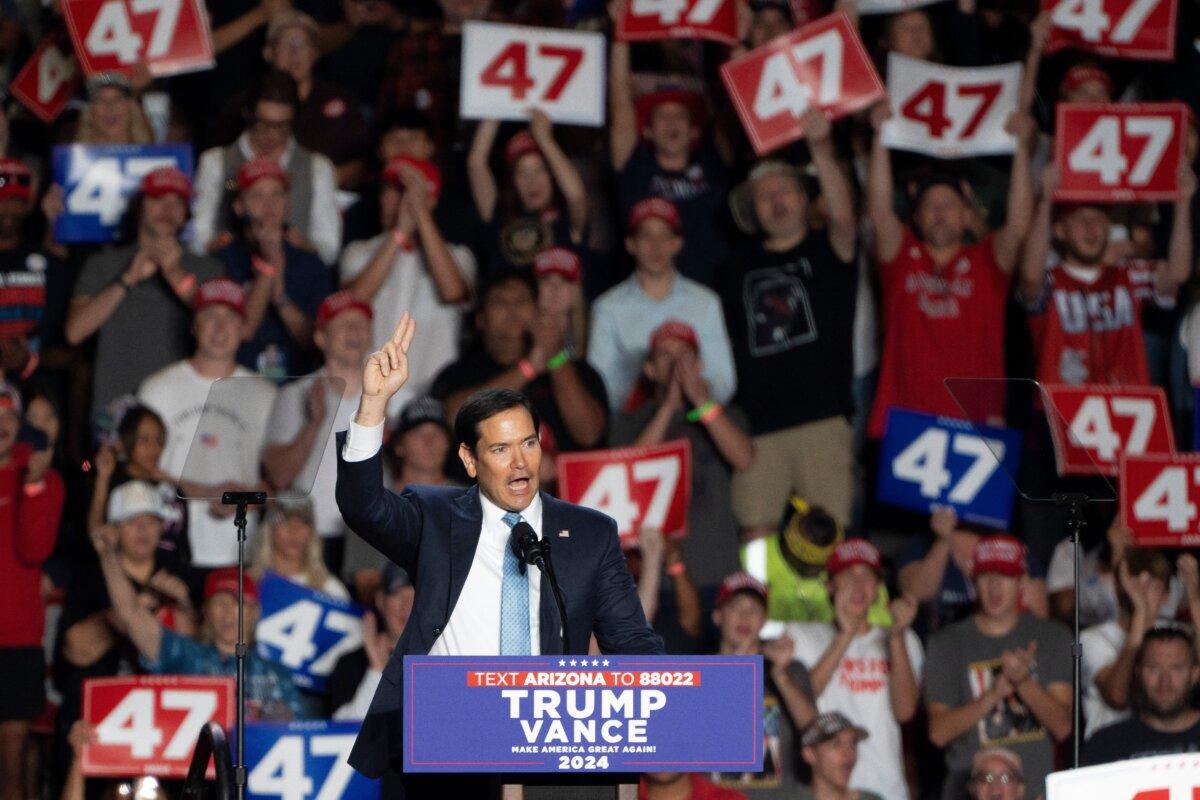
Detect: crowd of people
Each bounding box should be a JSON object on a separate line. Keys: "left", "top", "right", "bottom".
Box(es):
{"left": 1, "top": 0, "right": 1200, "bottom": 798}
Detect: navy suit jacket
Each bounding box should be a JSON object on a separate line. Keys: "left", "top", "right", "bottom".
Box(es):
{"left": 334, "top": 430, "right": 665, "bottom": 778}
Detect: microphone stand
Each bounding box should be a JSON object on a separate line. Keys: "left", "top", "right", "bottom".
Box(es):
{"left": 1054, "top": 491, "right": 1087, "bottom": 769}
{"left": 222, "top": 490, "right": 267, "bottom": 800}
{"left": 536, "top": 541, "right": 571, "bottom": 656}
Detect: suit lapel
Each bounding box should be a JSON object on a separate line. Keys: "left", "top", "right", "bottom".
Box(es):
{"left": 447, "top": 485, "right": 483, "bottom": 621}
{"left": 539, "top": 492, "right": 570, "bottom": 655}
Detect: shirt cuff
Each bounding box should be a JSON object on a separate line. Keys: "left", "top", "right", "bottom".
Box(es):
{"left": 342, "top": 420, "right": 384, "bottom": 462}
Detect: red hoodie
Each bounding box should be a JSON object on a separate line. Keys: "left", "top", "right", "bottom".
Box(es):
{"left": 0, "top": 443, "right": 65, "bottom": 648}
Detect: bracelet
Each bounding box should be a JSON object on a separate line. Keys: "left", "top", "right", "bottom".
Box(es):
{"left": 686, "top": 400, "right": 720, "bottom": 423}
{"left": 23, "top": 480, "right": 45, "bottom": 497}
{"left": 173, "top": 273, "right": 196, "bottom": 297}
{"left": 546, "top": 349, "right": 570, "bottom": 371}
{"left": 392, "top": 230, "right": 415, "bottom": 252}
{"left": 517, "top": 359, "right": 538, "bottom": 381}
{"left": 665, "top": 561, "right": 686, "bottom": 577}
{"left": 252, "top": 256, "right": 276, "bottom": 278}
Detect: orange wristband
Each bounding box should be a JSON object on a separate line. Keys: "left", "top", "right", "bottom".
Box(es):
{"left": 666, "top": 561, "right": 686, "bottom": 577}
{"left": 392, "top": 230, "right": 415, "bottom": 252}
{"left": 252, "top": 256, "right": 276, "bottom": 278}
{"left": 517, "top": 359, "right": 538, "bottom": 381}
{"left": 23, "top": 481, "right": 45, "bottom": 497}
{"left": 173, "top": 274, "right": 196, "bottom": 297}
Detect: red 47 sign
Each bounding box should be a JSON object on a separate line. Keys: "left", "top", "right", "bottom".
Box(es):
{"left": 720, "top": 11, "right": 885, "bottom": 155}
{"left": 62, "top": 0, "right": 213, "bottom": 78}
{"left": 556, "top": 439, "right": 692, "bottom": 548}
{"left": 82, "top": 676, "right": 234, "bottom": 778}
{"left": 1055, "top": 103, "right": 1187, "bottom": 202}
{"left": 1121, "top": 453, "right": 1200, "bottom": 547}
{"left": 1044, "top": 384, "right": 1175, "bottom": 477}
{"left": 10, "top": 39, "right": 81, "bottom": 124}
{"left": 881, "top": 54, "right": 1021, "bottom": 159}
{"left": 460, "top": 22, "right": 605, "bottom": 127}
{"left": 1044, "top": 0, "right": 1177, "bottom": 60}
{"left": 618, "top": 0, "right": 737, "bottom": 46}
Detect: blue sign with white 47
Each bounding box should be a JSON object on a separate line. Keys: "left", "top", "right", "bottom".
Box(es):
{"left": 245, "top": 720, "right": 379, "bottom": 800}
{"left": 876, "top": 407, "right": 1022, "bottom": 529}
{"left": 255, "top": 572, "right": 364, "bottom": 693}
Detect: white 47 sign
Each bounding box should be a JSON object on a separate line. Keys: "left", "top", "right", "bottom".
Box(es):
{"left": 1055, "top": 103, "right": 1187, "bottom": 202}
{"left": 881, "top": 55, "right": 1021, "bottom": 158}
{"left": 720, "top": 11, "right": 884, "bottom": 154}
{"left": 556, "top": 440, "right": 692, "bottom": 547}
{"left": 62, "top": 0, "right": 213, "bottom": 77}
{"left": 1044, "top": 0, "right": 1177, "bottom": 60}
{"left": 460, "top": 22, "right": 605, "bottom": 127}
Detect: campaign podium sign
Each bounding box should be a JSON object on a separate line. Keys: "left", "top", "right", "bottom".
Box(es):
{"left": 1047, "top": 753, "right": 1200, "bottom": 799}
{"left": 403, "top": 655, "right": 763, "bottom": 773}
{"left": 877, "top": 408, "right": 1022, "bottom": 529}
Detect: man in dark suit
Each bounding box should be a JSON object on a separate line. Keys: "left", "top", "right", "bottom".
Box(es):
{"left": 335, "top": 313, "right": 664, "bottom": 795}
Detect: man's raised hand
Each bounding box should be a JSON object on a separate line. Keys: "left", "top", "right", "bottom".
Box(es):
{"left": 359, "top": 314, "right": 416, "bottom": 426}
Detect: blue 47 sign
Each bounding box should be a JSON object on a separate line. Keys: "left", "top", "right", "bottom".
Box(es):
{"left": 255, "top": 572, "right": 364, "bottom": 692}
{"left": 245, "top": 720, "right": 379, "bottom": 800}
{"left": 51, "top": 143, "right": 193, "bottom": 243}
{"left": 877, "top": 408, "right": 1022, "bottom": 529}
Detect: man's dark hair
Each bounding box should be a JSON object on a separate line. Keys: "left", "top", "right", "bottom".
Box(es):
{"left": 1133, "top": 624, "right": 1198, "bottom": 718}
{"left": 454, "top": 389, "right": 540, "bottom": 451}
{"left": 246, "top": 70, "right": 299, "bottom": 117}
{"left": 477, "top": 271, "right": 537, "bottom": 308}
{"left": 376, "top": 108, "right": 433, "bottom": 139}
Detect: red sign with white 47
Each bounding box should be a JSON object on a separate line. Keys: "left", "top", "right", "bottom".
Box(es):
{"left": 618, "top": 0, "right": 737, "bottom": 45}
{"left": 63, "top": 0, "right": 214, "bottom": 77}
{"left": 556, "top": 439, "right": 691, "bottom": 548}
{"left": 1044, "top": 384, "right": 1175, "bottom": 477}
{"left": 1054, "top": 103, "right": 1187, "bottom": 203}
{"left": 1121, "top": 453, "right": 1200, "bottom": 547}
{"left": 720, "top": 11, "right": 885, "bottom": 155}
{"left": 82, "top": 675, "right": 234, "bottom": 778}
{"left": 10, "top": 39, "right": 80, "bottom": 124}
{"left": 1044, "top": 0, "right": 1177, "bottom": 60}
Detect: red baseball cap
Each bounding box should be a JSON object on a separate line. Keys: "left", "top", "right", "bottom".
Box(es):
{"left": 635, "top": 88, "right": 706, "bottom": 137}
{"left": 826, "top": 538, "right": 882, "bottom": 577}
{"left": 628, "top": 197, "right": 681, "bottom": 233}
{"left": 236, "top": 158, "right": 288, "bottom": 192}
{"left": 383, "top": 156, "right": 442, "bottom": 201}
{"left": 194, "top": 278, "right": 247, "bottom": 317}
{"left": 0, "top": 158, "right": 33, "bottom": 203}
{"left": 204, "top": 567, "right": 259, "bottom": 602}
{"left": 716, "top": 571, "right": 768, "bottom": 609}
{"left": 649, "top": 319, "right": 699, "bottom": 354}
{"left": 140, "top": 167, "right": 192, "bottom": 201}
{"left": 532, "top": 246, "right": 582, "bottom": 283}
{"left": 972, "top": 534, "right": 1026, "bottom": 578}
{"left": 316, "top": 291, "right": 373, "bottom": 329}
{"left": 505, "top": 130, "right": 541, "bottom": 166}
{"left": 1059, "top": 63, "right": 1113, "bottom": 99}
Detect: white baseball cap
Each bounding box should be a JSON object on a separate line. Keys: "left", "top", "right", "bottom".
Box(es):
{"left": 108, "top": 481, "right": 168, "bottom": 523}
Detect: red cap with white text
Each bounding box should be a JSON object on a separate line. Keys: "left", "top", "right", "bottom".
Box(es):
{"left": 140, "top": 167, "right": 192, "bottom": 200}
{"left": 972, "top": 534, "right": 1026, "bottom": 578}
{"left": 716, "top": 571, "right": 768, "bottom": 608}
{"left": 825, "top": 538, "right": 882, "bottom": 577}
{"left": 193, "top": 278, "right": 247, "bottom": 317}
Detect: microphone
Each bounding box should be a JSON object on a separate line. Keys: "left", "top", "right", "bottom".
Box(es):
{"left": 508, "top": 520, "right": 571, "bottom": 654}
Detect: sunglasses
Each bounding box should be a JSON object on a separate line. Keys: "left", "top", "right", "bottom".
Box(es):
{"left": 0, "top": 172, "right": 32, "bottom": 190}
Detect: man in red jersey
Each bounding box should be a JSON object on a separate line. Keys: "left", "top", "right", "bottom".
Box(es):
{"left": 1016, "top": 164, "right": 1196, "bottom": 386}
{"left": 865, "top": 103, "right": 1036, "bottom": 438}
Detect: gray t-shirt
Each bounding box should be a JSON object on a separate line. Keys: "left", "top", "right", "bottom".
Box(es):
{"left": 608, "top": 403, "right": 746, "bottom": 588}
{"left": 796, "top": 791, "right": 882, "bottom": 800}
{"left": 74, "top": 244, "right": 223, "bottom": 419}
{"left": 924, "top": 613, "right": 1072, "bottom": 800}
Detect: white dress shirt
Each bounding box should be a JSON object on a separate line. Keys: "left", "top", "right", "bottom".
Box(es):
{"left": 342, "top": 420, "right": 544, "bottom": 655}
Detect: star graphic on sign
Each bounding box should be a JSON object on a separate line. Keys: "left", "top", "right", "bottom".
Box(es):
{"left": 558, "top": 660, "right": 566, "bottom": 667}
{"left": 569, "top": 659, "right": 578, "bottom": 666}
{"left": 602, "top": 659, "right": 610, "bottom": 667}
{"left": 592, "top": 659, "right": 600, "bottom": 667}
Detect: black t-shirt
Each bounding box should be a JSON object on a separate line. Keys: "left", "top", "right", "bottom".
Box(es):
{"left": 1082, "top": 715, "right": 1200, "bottom": 766}
{"left": 618, "top": 141, "right": 730, "bottom": 287}
{"left": 430, "top": 348, "right": 608, "bottom": 454}
{"left": 718, "top": 231, "right": 857, "bottom": 435}
{"left": 484, "top": 210, "right": 578, "bottom": 278}
{"left": 0, "top": 242, "right": 64, "bottom": 352}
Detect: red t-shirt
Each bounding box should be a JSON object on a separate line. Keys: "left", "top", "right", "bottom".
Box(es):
{"left": 639, "top": 775, "right": 747, "bottom": 800}
{"left": 868, "top": 228, "right": 1010, "bottom": 438}
{"left": 1025, "top": 261, "right": 1166, "bottom": 386}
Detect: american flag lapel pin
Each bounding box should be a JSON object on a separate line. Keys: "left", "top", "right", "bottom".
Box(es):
{"left": 559, "top": 529, "right": 570, "bottom": 538}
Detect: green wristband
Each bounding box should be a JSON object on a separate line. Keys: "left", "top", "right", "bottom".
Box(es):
{"left": 546, "top": 349, "right": 571, "bottom": 371}
{"left": 686, "top": 400, "right": 716, "bottom": 423}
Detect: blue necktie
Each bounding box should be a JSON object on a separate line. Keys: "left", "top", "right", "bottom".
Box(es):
{"left": 499, "top": 511, "right": 531, "bottom": 655}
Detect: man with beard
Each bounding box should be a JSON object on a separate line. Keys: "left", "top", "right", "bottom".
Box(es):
{"left": 0, "top": 157, "right": 60, "bottom": 380}
{"left": 1082, "top": 624, "right": 1200, "bottom": 765}
{"left": 67, "top": 168, "right": 223, "bottom": 419}
{"left": 924, "top": 535, "right": 1072, "bottom": 800}
{"left": 1017, "top": 164, "right": 1196, "bottom": 385}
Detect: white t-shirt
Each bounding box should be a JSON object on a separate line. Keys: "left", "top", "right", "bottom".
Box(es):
{"left": 788, "top": 623, "right": 924, "bottom": 800}
{"left": 1080, "top": 619, "right": 1128, "bottom": 740}
{"left": 339, "top": 234, "right": 476, "bottom": 420}
{"left": 139, "top": 361, "right": 277, "bottom": 567}
{"left": 1045, "top": 542, "right": 1119, "bottom": 629}
{"left": 265, "top": 371, "right": 359, "bottom": 538}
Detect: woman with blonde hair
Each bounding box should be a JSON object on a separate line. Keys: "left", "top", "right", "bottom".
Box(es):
{"left": 74, "top": 73, "right": 154, "bottom": 145}
{"left": 250, "top": 498, "right": 349, "bottom": 599}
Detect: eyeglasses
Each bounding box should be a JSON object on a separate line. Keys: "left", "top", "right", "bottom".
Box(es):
{"left": 970, "top": 771, "right": 1023, "bottom": 785}
{"left": 252, "top": 117, "right": 292, "bottom": 132}
{"left": 0, "top": 172, "right": 32, "bottom": 190}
